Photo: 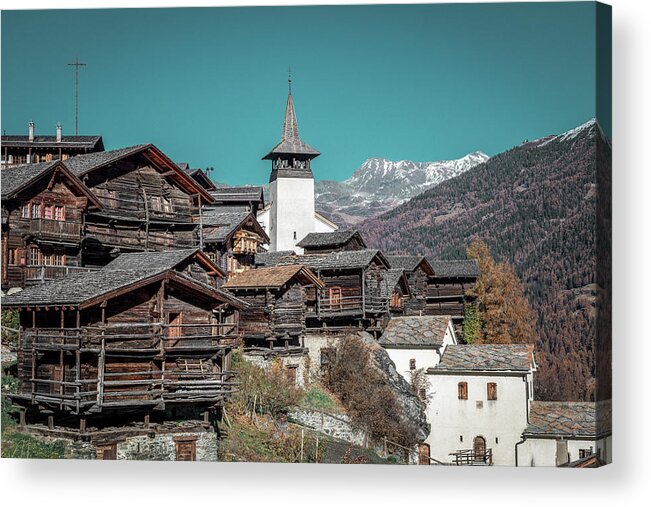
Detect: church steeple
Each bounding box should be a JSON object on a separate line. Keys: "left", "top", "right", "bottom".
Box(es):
{"left": 263, "top": 74, "right": 320, "bottom": 183}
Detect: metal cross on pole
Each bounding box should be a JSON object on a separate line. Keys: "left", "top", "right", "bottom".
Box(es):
{"left": 68, "top": 56, "right": 87, "bottom": 135}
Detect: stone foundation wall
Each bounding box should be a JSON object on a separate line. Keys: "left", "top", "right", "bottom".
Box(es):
{"left": 243, "top": 351, "right": 309, "bottom": 387}
{"left": 288, "top": 408, "right": 367, "bottom": 446}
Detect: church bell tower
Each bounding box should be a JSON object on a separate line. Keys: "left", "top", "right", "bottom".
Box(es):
{"left": 262, "top": 73, "right": 320, "bottom": 252}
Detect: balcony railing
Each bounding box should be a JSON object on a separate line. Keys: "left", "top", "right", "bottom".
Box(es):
{"left": 449, "top": 448, "right": 493, "bottom": 466}
{"left": 29, "top": 218, "right": 81, "bottom": 240}
{"left": 313, "top": 295, "right": 389, "bottom": 316}
{"left": 24, "top": 265, "right": 100, "bottom": 283}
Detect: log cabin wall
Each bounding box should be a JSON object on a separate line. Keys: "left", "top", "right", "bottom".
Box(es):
{"left": 404, "top": 268, "right": 429, "bottom": 315}
{"left": 231, "top": 290, "right": 273, "bottom": 341}
{"left": 425, "top": 277, "right": 476, "bottom": 317}
{"left": 81, "top": 156, "right": 199, "bottom": 263}
{"left": 2, "top": 174, "right": 87, "bottom": 290}
{"left": 271, "top": 284, "right": 306, "bottom": 342}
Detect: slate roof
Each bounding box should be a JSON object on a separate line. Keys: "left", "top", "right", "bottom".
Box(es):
{"left": 255, "top": 250, "right": 297, "bottom": 267}
{"left": 63, "top": 144, "right": 149, "bottom": 176}
{"left": 210, "top": 186, "right": 265, "bottom": 202}
{"left": 104, "top": 248, "right": 203, "bottom": 272}
{"left": 223, "top": 265, "right": 323, "bottom": 290}
{"left": 1, "top": 265, "right": 243, "bottom": 309}
{"left": 524, "top": 400, "right": 612, "bottom": 438}
{"left": 296, "top": 230, "right": 366, "bottom": 249}
{"left": 277, "top": 249, "right": 389, "bottom": 271}
{"left": 263, "top": 92, "right": 319, "bottom": 159}
{"left": 386, "top": 255, "right": 433, "bottom": 274}
{"left": 176, "top": 162, "right": 190, "bottom": 171}
{"left": 380, "top": 268, "right": 409, "bottom": 298}
{"left": 1, "top": 268, "right": 164, "bottom": 307}
{"left": 428, "top": 259, "right": 480, "bottom": 278}
{"left": 201, "top": 210, "right": 252, "bottom": 242}
{"left": 1, "top": 135, "right": 103, "bottom": 150}
{"left": 430, "top": 344, "right": 535, "bottom": 372}
{"left": 1, "top": 161, "right": 59, "bottom": 198}
{"left": 379, "top": 316, "right": 453, "bottom": 348}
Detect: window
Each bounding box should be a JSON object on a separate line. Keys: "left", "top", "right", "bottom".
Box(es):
{"left": 42, "top": 253, "right": 64, "bottom": 266}
{"left": 31, "top": 203, "right": 41, "bottom": 218}
{"left": 495, "top": 437, "right": 499, "bottom": 444}
{"left": 418, "top": 388, "right": 427, "bottom": 400}
{"left": 293, "top": 231, "right": 297, "bottom": 240}
{"left": 21, "top": 205, "right": 30, "bottom": 219}
{"left": 578, "top": 448, "right": 593, "bottom": 459}
{"left": 7, "top": 249, "right": 19, "bottom": 265}
{"left": 409, "top": 358, "right": 416, "bottom": 370}
{"left": 390, "top": 292, "right": 403, "bottom": 309}
{"left": 28, "top": 246, "right": 41, "bottom": 265}
{"left": 174, "top": 438, "right": 197, "bottom": 461}
{"left": 487, "top": 382, "right": 498, "bottom": 400}
{"left": 418, "top": 443, "right": 431, "bottom": 465}
{"left": 459, "top": 435, "right": 463, "bottom": 442}
{"left": 44, "top": 205, "right": 54, "bottom": 220}
{"left": 458, "top": 381, "right": 468, "bottom": 400}
{"left": 54, "top": 206, "right": 65, "bottom": 221}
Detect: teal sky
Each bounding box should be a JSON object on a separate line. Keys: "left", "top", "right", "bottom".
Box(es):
{"left": 1, "top": 3, "right": 610, "bottom": 185}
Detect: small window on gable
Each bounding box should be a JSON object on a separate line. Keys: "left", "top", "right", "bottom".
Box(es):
{"left": 31, "top": 203, "right": 41, "bottom": 218}
{"left": 487, "top": 382, "right": 497, "bottom": 400}
{"left": 44, "top": 205, "right": 54, "bottom": 220}
{"left": 409, "top": 358, "right": 416, "bottom": 370}
{"left": 21, "top": 205, "right": 30, "bottom": 219}
{"left": 54, "top": 206, "right": 65, "bottom": 221}
{"left": 458, "top": 381, "right": 468, "bottom": 400}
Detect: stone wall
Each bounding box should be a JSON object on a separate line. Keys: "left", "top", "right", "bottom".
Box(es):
{"left": 115, "top": 431, "right": 218, "bottom": 461}
{"left": 243, "top": 350, "right": 309, "bottom": 387}
{"left": 288, "top": 408, "right": 367, "bottom": 447}
{"left": 302, "top": 333, "right": 345, "bottom": 382}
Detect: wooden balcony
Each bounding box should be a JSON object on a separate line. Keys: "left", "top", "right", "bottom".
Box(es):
{"left": 449, "top": 448, "right": 493, "bottom": 466}
{"left": 311, "top": 295, "right": 389, "bottom": 317}
{"left": 24, "top": 265, "right": 100, "bottom": 283}
{"left": 29, "top": 218, "right": 81, "bottom": 241}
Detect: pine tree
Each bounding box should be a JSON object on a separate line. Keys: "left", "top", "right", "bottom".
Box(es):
{"left": 466, "top": 238, "right": 538, "bottom": 345}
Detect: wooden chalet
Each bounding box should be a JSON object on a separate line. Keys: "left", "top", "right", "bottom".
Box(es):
{"left": 381, "top": 268, "right": 412, "bottom": 317}
{"left": 426, "top": 259, "right": 480, "bottom": 320}
{"left": 223, "top": 265, "right": 323, "bottom": 349}
{"left": 63, "top": 144, "right": 215, "bottom": 265}
{"left": 1, "top": 161, "right": 103, "bottom": 290}
{"left": 2, "top": 260, "right": 246, "bottom": 428}
{"left": 207, "top": 186, "right": 265, "bottom": 217}
{"left": 200, "top": 210, "right": 270, "bottom": 280}
{"left": 296, "top": 230, "right": 366, "bottom": 255}
{"left": 270, "top": 249, "right": 392, "bottom": 328}
{"left": 1, "top": 122, "right": 104, "bottom": 168}
{"left": 386, "top": 255, "right": 434, "bottom": 315}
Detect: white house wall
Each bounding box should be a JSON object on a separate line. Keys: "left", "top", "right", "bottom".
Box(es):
{"left": 385, "top": 348, "right": 441, "bottom": 384}
{"left": 425, "top": 372, "right": 533, "bottom": 466}
{"left": 517, "top": 435, "right": 612, "bottom": 467}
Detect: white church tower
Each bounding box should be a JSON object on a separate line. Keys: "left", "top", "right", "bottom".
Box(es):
{"left": 262, "top": 74, "right": 322, "bottom": 253}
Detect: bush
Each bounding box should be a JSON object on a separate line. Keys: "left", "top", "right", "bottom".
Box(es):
{"left": 322, "top": 335, "right": 420, "bottom": 449}
{"left": 227, "top": 352, "right": 303, "bottom": 418}
{"left": 1, "top": 310, "right": 20, "bottom": 348}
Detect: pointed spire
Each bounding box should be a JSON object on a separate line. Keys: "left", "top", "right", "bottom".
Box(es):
{"left": 262, "top": 72, "right": 320, "bottom": 161}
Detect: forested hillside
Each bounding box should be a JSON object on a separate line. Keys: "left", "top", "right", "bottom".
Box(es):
{"left": 360, "top": 120, "right": 611, "bottom": 401}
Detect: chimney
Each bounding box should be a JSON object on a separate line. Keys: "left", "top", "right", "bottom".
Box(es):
{"left": 56, "top": 122, "right": 62, "bottom": 143}
{"left": 28, "top": 121, "right": 35, "bottom": 142}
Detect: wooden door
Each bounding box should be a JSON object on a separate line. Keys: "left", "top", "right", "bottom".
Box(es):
{"left": 51, "top": 365, "right": 63, "bottom": 395}
{"left": 418, "top": 443, "right": 431, "bottom": 465}
{"left": 175, "top": 439, "right": 196, "bottom": 461}
{"left": 168, "top": 312, "right": 183, "bottom": 341}
{"left": 329, "top": 287, "right": 342, "bottom": 309}
{"left": 473, "top": 436, "right": 486, "bottom": 462}
{"left": 96, "top": 444, "right": 117, "bottom": 460}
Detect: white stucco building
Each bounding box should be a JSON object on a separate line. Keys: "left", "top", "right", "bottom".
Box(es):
{"left": 379, "top": 315, "right": 457, "bottom": 384}
{"left": 259, "top": 77, "right": 337, "bottom": 254}
{"left": 515, "top": 400, "right": 612, "bottom": 467}
{"left": 425, "top": 344, "right": 536, "bottom": 466}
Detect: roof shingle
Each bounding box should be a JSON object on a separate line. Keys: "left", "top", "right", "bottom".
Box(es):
{"left": 223, "top": 265, "right": 323, "bottom": 289}
{"left": 296, "top": 230, "right": 366, "bottom": 249}
{"left": 379, "top": 316, "right": 453, "bottom": 348}
{"left": 428, "top": 259, "right": 480, "bottom": 278}
{"left": 524, "top": 400, "right": 612, "bottom": 438}
{"left": 430, "top": 344, "right": 535, "bottom": 372}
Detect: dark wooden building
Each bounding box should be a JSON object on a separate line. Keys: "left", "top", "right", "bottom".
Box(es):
{"left": 425, "top": 259, "right": 480, "bottom": 320}
{"left": 1, "top": 121, "right": 104, "bottom": 168}
{"left": 386, "top": 255, "right": 434, "bottom": 315}
{"left": 178, "top": 164, "right": 216, "bottom": 191}
{"left": 269, "top": 249, "right": 392, "bottom": 328}
{"left": 1, "top": 161, "right": 103, "bottom": 290}
{"left": 200, "top": 210, "right": 269, "bottom": 280}
{"left": 296, "top": 230, "right": 367, "bottom": 255}
{"left": 223, "top": 265, "right": 323, "bottom": 349}
{"left": 62, "top": 144, "right": 214, "bottom": 265}
{"left": 2, "top": 260, "right": 246, "bottom": 427}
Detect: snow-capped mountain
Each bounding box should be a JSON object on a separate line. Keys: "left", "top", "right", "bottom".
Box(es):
{"left": 315, "top": 151, "right": 489, "bottom": 226}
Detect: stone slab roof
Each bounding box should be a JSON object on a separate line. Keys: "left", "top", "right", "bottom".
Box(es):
{"left": 380, "top": 268, "right": 409, "bottom": 298}
{"left": 255, "top": 250, "right": 298, "bottom": 267}
{"left": 428, "top": 259, "right": 480, "bottom": 278}
{"left": 201, "top": 211, "right": 250, "bottom": 242}
{"left": 379, "top": 316, "right": 453, "bottom": 348}
{"left": 223, "top": 265, "right": 323, "bottom": 290}
{"left": 524, "top": 400, "right": 612, "bottom": 438}
{"left": 296, "top": 230, "right": 366, "bottom": 249}
{"left": 63, "top": 144, "right": 149, "bottom": 176}
{"left": 210, "top": 186, "right": 264, "bottom": 202}
{"left": 104, "top": 248, "right": 202, "bottom": 272}
{"left": 277, "top": 249, "right": 389, "bottom": 271}
{"left": 1, "top": 161, "right": 59, "bottom": 198}
{"left": 430, "top": 344, "right": 535, "bottom": 372}
{"left": 386, "top": 255, "right": 433, "bottom": 274}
